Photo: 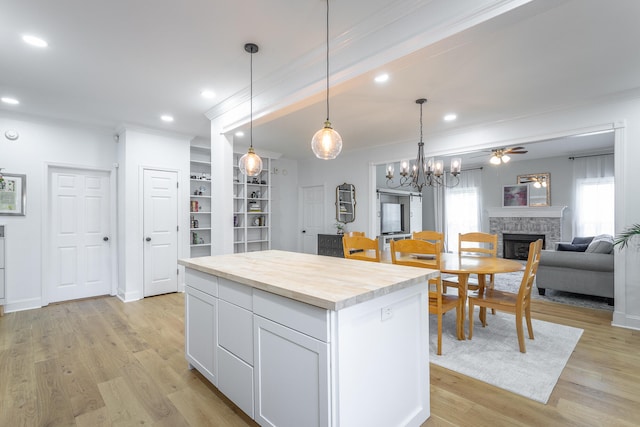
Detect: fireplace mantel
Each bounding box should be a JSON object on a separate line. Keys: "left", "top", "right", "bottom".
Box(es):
{"left": 486, "top": 206, "right": 567, "bottom": 218}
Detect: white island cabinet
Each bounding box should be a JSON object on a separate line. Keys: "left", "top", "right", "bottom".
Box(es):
{"left": 180, "top": 250, "right": 437, "bottom": 427}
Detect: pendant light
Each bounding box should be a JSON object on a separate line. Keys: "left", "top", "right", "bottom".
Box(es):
{"left": 311, "top": 0, "right": 342, "bottom": 160}
{"left": 238, "top": 43, "right": 263, "bottom": 177}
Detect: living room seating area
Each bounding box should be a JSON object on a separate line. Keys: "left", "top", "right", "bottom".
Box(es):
{"left": 536, "top": 234, "right": 614, "bottom": 305}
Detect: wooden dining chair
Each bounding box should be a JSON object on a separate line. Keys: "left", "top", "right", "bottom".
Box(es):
{"left": 342, "top": 235, "right": 380, "bottom": 262}
{"left": 467, "top": 239, "right": 542, "bottom": 353}
{"left": 345, "top": 231, "right": 365, "bottom": 237}
{"left": 412, "top": 230, "right": 444, "bottom": 244}
{"left": 390, "top": 239, "right": 462, "bottom": 355}
{"left": 443, "top": 232, "right": 498, "bottom": 295}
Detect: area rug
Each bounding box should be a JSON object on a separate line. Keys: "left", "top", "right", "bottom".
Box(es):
{"left": 429, "top": 309, "right": 583, "bottom": 404}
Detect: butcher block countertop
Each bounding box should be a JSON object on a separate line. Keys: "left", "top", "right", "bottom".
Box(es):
{"left": 179, "top": 250, "right": 438, "bottom": 311}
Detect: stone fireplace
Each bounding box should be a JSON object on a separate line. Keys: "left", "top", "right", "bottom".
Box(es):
{"left": 487, "top": 206, "right": 566, "bottom": 258}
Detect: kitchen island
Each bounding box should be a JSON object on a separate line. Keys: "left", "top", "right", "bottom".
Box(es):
{"left": 179, "top": 250, "right": 437, "bottom": 427}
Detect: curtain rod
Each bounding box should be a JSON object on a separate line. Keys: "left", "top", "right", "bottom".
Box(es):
{"left": 568, "top": 153, "right": 614, "bottom": 160}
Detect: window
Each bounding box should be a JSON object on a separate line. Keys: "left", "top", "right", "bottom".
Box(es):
{"left": 575, "top": 177, "right": 614, "bottom": 236}
{"left": 572, "top": 154, "right": 614, "bottom": 237}
{"left": 444, "top": 169, "right": 482, "bottom": 251}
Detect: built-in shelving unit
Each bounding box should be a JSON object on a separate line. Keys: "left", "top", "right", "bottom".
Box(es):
{"left": 233, "top": 153, "right": 271, "bottom": 253}
{"left": 190, "top": 144, "right": 212, "bottom": 257}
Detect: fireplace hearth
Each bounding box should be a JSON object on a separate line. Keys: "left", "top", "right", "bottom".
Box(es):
{"left": 503, "top": 233, "right": 545, "bottom": 260}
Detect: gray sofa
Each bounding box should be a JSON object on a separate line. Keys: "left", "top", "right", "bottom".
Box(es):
{"left": 536, "top": 235, "right": 614, "bottom": 304}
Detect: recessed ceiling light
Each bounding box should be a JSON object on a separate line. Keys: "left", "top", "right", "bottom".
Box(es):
{"left": 235, "top": 131, "right": 245, "bottom": 137}
{"left": 201, "top": 90, "right": 215, "bottom": 99}
{"left": 161, "top": 115, "right": 174, "bottom": 122}
{"left": 1, "top": 97, "right": 20, "bottom": 105}
{"left": 22, "top": 35, "right": 48, "bottom": 48}
{"left": 374, "top": 73, "right": 389, "bottom": 83}
{"left": 444, "top": 113, "right": 457, "bottom": 122}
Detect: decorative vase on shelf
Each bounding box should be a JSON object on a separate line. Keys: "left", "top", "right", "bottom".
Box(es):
{"left": 337, "top": 228, "right": 344, "bottom": 235}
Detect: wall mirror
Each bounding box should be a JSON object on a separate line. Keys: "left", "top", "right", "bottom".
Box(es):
{"left": 517, "top": 173, "right": 550, "bottom": 206}
{"left": 336, "top": 183, "right": 356, "bottom": 223}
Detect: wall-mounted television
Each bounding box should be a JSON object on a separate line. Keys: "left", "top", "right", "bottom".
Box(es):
{"left": 381, "top": 203, "right": 404, "bottom": 234}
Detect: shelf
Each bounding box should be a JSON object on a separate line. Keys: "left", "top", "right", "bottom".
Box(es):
{"left": 191, "top": 211, "right": 212, "bottom": 215}
{"left": 247, "top": 239, "right": 269, "bottom": 243}
{"left": 190, "top": 243, "right": 211, "bottom": 248}
{"left": 190, "top": 195, "right": 211, "bottom": 199}
{"left": 190, "top": 227, "right": 211, "bottom": 231}
{"left": 248, "top": 211, "right": 268, "bottom": 214}
{"left": 190, "top": 160, "right": 211, "bottom": 166}
{"left": 248, "top": 226, "right": 268, "bottom": 229}
{"left": 190, "top": 178, "right": 212, "bottom": 182}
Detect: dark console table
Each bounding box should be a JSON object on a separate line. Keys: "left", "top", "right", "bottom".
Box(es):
{"left": 318, "top": 234, "right": 344, "bottom": 258}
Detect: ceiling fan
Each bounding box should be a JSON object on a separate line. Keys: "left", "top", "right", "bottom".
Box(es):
{"left": 489, "top": 146, "right": 528, "bottom": 164}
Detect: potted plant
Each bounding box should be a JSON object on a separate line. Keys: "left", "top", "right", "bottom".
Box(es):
{"left": 334, "top": 222, "right": 345, "bottom": 235}
{"left": 614, "top": 223, "right": 640, "bottom": 250}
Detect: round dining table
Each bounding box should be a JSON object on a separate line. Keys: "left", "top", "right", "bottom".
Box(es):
{"left": 383, "top": 250, "right": 524, "bottom": 337}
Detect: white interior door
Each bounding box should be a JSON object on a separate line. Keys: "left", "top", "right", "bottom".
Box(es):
{"left": 50, "top": 168, "right": 111, "bottom": 303}
{"left": 143, "top": 169, "right": 178, "bottom": 297}
{"left": 301, "top": 185, "right": 324, "bottom": 254}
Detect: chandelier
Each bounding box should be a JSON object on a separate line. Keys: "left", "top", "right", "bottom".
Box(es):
{"left": 386, "top": 98, "right": 461, "bottom": 192}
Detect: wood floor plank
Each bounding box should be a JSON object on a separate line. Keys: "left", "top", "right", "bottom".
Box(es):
{"left": 74, "top": 406, "right": 113, "bottom": 427}
{"left": 97, "top": 376, "right": 155, "bottom": 426}
{"left": 34, "top": 357, "right": 76, "bottom": 427}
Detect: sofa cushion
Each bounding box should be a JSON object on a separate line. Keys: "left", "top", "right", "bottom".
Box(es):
{"left": 571, "top": 236, "right": 594, "bottom": 245}
{"left": 557, "top": 243, "right": 589, "bottom": 252}
{"left": 585, "top": 234, "right": 614, "bottom": 254}
{"left": 539, "top": 250, "right": 613, "bottom": 272}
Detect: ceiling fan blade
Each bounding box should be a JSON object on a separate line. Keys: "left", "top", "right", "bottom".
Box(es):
{"left": 505, "top": 147, "right": 528, "bottom": 154}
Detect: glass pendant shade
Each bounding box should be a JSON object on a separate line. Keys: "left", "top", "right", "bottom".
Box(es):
{"left": 311, "top": 121, "right": 342, "bottom": 160}
{"left": 490, "top": 155, "right": 501, "bottom": 165}
{"left": 238, "top": 146, "right": 263, "bottom": 176}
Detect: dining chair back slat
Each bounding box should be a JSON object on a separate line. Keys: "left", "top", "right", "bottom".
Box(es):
{"left": 342, "top": 235, "right": 380, "bottom": 262}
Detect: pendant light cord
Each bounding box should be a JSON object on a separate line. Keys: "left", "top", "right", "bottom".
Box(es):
{"left": 250, "top": 49, "right": 254, "bottom": 149}
{"left": 419, "top": 101, "right": 423, "bottom": 143}
{"left": 325, "top": 0, "right": 330, "bottom": 122}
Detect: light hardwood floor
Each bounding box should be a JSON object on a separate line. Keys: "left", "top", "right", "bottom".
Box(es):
{"left": 0, "top": 293, "right": 638, "bottom": 426}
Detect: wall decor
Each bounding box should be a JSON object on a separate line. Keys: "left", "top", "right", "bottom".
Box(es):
{"left": 502, "top": 184, "right": 528, "bottom": 208}
{"left": 517, "top": 173, "right": 550, "bottom": 207}
{"left": 0, "top": 173, "right": 26, "bottom": 215}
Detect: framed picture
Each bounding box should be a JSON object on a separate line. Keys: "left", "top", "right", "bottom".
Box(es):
{"left": 502, "top": 184, "right": 528, "bottom": 208}
{"left": 0, "top": 173, "right": 27, "bottom": 216}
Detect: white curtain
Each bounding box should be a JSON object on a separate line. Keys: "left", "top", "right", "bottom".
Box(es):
{"left": 444, "top": 169, "right": 483, "bottom": 252}
{"left": 572, "top": 154, "right": 615, "bottom": 237}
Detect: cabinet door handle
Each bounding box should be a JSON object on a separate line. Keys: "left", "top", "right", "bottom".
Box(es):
{"left": 103, "top": 237, "right": 109, "bottom": 241}
{"left": 146, "top": 237, "right": 151, "bottom": 242}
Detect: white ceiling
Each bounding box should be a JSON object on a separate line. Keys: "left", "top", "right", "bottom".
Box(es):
{"left": 1, "top": 0, "right": 634, "bottom": 161}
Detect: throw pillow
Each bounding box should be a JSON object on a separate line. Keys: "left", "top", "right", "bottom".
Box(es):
{"left": 557, "top": 243, "right": 589, "bottom": 252}
{"left": 585, "top": 234, "right": 614, "bottom": 254}
{"left": 572, "top": 236, "right": 594, "bottom": 245}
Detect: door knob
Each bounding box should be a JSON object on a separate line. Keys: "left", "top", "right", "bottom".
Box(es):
{"left": 302, "top": 230, "right": 306, "bottom": 233}
{"left": 146, "top": 237, "right": 151, "bottom": 242}
{"left": 103, "top": 237, "right": 109, "bottom": 241}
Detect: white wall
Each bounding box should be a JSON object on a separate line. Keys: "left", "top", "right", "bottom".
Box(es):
{"left": 117, "top": 128, "right": 191, "bottom": 301}
{"left": 296, "top": 95, "right": 640, "bottom": 330}
{"left": 0, "top": 113, "right": 117, "bottom": 311}
{"left": 271, "top": 157, "right": 299, "bottom": 251}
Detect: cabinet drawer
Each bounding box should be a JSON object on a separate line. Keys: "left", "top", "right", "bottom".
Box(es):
{"left": 253, "top": 289, "right": 329, "bottom": 342}
{"left": 185, "top": 268, "right": 218, "bottom": 297}
{"left": 219, "top": 278, "right": 252, "bottom": 310}
{"left": 218, "top": 299, "right": 253, "bottom": 365}
{"left": 218, "top": 346, "right": 254, "bottom": 419}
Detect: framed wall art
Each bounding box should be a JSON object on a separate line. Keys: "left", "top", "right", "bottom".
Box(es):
{"left": 0, "top": 173, "right": 27, "bottom": 215}
{"left": 502, "top": 184, "right": 528, "bottom": 208}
